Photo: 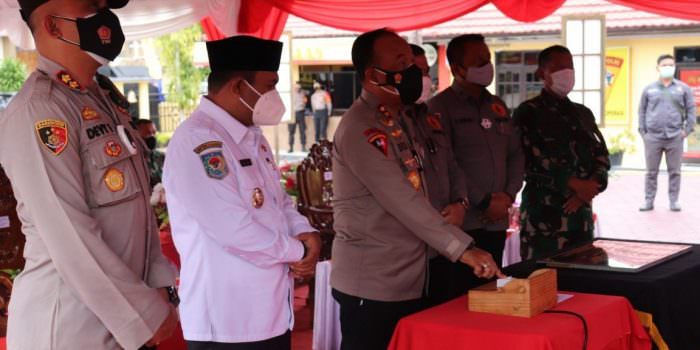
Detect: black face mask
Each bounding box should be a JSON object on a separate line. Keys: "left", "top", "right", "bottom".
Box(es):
{"left": 145, "top": 136, "right": 157, "bottom": 151}
{"left": 373, "top": 64, "right": 423, "bottom": 105}
{"left": 53, "top": 9, "right": 126, "bottom": 64}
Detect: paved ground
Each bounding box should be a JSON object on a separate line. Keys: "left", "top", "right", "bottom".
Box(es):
{"left": 595, "top": 168, "right": 700, "bottom": 244}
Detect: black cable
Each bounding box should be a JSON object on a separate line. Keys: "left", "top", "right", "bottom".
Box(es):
{"left": 544, "top": 310, "right": 588, "bottom": 350}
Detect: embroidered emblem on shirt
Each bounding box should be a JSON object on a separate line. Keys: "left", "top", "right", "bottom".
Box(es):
{"left": 104, "top": 140, "right": 122, "bottom": 157}
{"left": 194, "top": 141, "right": 223, "bottom": 154}
{"left": 56, "top": 71, "right": 82, "bottom": 91}
{"left": 252, "top": 188, "right": 265, "bottom": 209}
{"left": 364, "top": 128, "right": 388, "bottom": 157}
{"left": 200, "top": 151, "right": 228, "bottom": 179}
{"left": 480, "top": 118, "right": 493, "bottom": 130}
{"left": 35, "top": 119, "right": 68, "bottom": 156}
{"left": 81, "top": 107, "right": 100, "bottom": 121}
{"left": 491, "top": 103, "right": 507, "bottom": 117}
{"left": 427, "top": 113, "right": 443, "bottom": 131}
{"left": 104, "top": 168, "right": 125, "bottom": 192}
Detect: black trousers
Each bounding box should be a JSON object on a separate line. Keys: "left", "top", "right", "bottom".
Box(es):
{"left": 186, "top": 331, "right": 290, "bottom": 350}
{"left": 332, "top": 289, "right": 425, "bottom": 350}
{"left": 313, "top": 109, "right": 329, "bottom": 142}
{"left": 427, "top": 229, "right": 506, "bottom": 307}
{"left": 288, "top": 110, "right": 307, "bottom": 150}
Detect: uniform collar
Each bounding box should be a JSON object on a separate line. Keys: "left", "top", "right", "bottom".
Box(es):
{"left": 198, "top": 96, "right": 257, "bottom": 145}
{"left": 37, "top": 55, "right": 88, "bottom": 94}
{"left": 450, "top": 81, "right": 491, "bottom": 103}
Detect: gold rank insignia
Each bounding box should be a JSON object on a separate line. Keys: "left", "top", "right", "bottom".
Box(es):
{"left": 252, "top": 188, "right": 265, "bottom": 208}
{"left": 491, "top": 102, "right": 507, "bottom": 117}
{"left": 104, "top": 140, "right": 122, "bottom": 157}
{"left": 56, "top": 71, "right": 82, "bottom": 91}
{"left": 81, "top": 107, "right": 100, "bottom": 121}
{"left": 391, "top": 129, "right": 403, "bottom": 138}
{"left": 104, "top": 168, "right": 125, "bottom": 192}
{"left": 407, "top": 170, "right": 421, "bottom": 191}
{"left": 35, "top": 119, "right": 69, "bottom": 156}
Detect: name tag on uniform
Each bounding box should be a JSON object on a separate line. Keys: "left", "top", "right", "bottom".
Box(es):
{"left": 239, "top": 159, "right": 253, "bottom": 167}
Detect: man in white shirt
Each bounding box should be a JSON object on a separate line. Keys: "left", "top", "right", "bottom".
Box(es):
{"left": 163, "top": 35, "right": 321, "bottom": 350}
{"left": 311, "top": 81, "right": 333, "bottom": 142}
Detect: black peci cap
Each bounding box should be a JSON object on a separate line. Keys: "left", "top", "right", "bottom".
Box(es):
{"left": 206, "top": 35, "right": 283, "bottom": 73}
{"left": 18, "top": 0, "right": 130, "bottom": 22}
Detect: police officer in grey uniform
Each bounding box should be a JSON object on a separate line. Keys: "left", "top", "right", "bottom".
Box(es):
{"left": 331, "top": 28, "right": 503, "bottom": 350}
{"left": 639, "top": 54, "right": 696, "bottom": 212}
{"left": 0, "top": 1, "right": 178, "bottom": 349}
{"left": 427, "top": 34, "right": 525, "bottom": 302}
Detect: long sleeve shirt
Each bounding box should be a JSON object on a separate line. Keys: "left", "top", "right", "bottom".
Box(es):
{"left": 163, "top": 96, "right": 313, "bottom": 343}
{"left": 638, "top": 79, "right": 696, "bottom": 139}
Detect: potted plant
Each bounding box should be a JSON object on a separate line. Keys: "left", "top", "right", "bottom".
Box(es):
{"left": 607, "top": 129, "right": 636, "bottom": 167}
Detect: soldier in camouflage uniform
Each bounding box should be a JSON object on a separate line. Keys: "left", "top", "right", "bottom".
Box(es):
{"left": 513, "top": 45, "right": 610, "bottom": 260}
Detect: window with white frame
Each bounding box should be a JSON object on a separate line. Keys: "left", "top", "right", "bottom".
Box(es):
{"left": 563, "top": 16, "right": 605, "bottom": 125}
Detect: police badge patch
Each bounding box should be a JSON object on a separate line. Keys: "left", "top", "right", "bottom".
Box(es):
{"left": 200, "top": 151, "right": 229, "bottom": 179}
{"left": 35, "top": 119, "right": 69, "bottom": 156}
{"left": 364, "top": 128, "right": 388, "bottom": 157}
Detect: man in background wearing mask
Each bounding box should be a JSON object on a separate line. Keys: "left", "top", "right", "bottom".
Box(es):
{"left": 311, "top": 81, "right": 333, "bottom": 142}
{"left": 163, "top": 36, "right": 321, "bottom": 350}
{"left": 410, "top": 44, "right": 434, "bottom": 104}
{"left": 513, "top": 45, "right": 610, "bottom": 260}
{"left": 289, "top": 81, "right": 308, "bottom": 153}
{"left": 427, "top": 34, "right": 524, "bottom": 302}
{"left": 332, "top": 28, "right": 503, "bottom": 350}
{"left": 0, "top": 0, "right": 179, "bottom": 349}
{"left": 136, "top": 119, "right": 164, "bottom": 188}
{"left": 638, "top": 54, "right": 696, "bottom": 212}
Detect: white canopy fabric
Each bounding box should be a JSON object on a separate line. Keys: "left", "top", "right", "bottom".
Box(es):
{"left": 0, "top": 0, "right": 240, "bottom": 49}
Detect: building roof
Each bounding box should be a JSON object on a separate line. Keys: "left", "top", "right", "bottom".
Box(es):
{"left": 284, "top": 0, "right": 700, "bottom": 39}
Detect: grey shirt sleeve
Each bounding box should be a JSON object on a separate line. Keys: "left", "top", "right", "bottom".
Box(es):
{"left": 638, "top": 87, "right": 649, "bottom": 134}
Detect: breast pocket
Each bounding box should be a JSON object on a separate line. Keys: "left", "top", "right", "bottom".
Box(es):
{"left": 82, "top": 136, "right": 141, "bottom": 208}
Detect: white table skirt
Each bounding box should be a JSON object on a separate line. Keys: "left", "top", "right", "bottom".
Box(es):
{"left": 312, "top": 260, "right": 341, "bottom": 350}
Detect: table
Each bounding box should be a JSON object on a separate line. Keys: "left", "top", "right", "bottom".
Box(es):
{"left": 312, "top": 260, "right": 342, "bottom": 350}
{"left": 389, "top": 292, "right": 650, "bottom": 350}
{"left": 504, "top": 245, "right": 700, "bottom": 350}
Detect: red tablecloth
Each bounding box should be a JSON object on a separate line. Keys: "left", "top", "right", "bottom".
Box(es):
{"left": 389, "top": 292, "right": 650, "bottom": 350}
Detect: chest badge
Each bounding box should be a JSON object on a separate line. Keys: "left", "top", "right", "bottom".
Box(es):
{"left": 35, "top": 119, "right": 69, "bottom": 156}
{"left": 491, "top": 103, "right": 507, "bottom": 117}
{"left": 104, "top": 140, "right": 122, "bottom": 157}
{"left": 480, "top": 118, "right": 493, "bottom": 130}
{"left": 427, "top": 113, "right": 443, "bottom": 131}
{"left": 81, "top": 107, "right": 100, "bottom": 121}
{"left": 252, "top": 188, "right": 265, "bottom": 209}
{"left": 407, "top": 170, "right": 422, "bottom": 191}
{"left": 104, "top": 168, "right": 125, "bottom": 192}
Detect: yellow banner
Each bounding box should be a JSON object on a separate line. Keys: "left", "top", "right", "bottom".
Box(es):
{"left": 605, "top": 47, "right": 630, "bottom": 125}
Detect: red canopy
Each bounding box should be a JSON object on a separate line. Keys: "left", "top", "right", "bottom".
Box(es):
{"left": 204, "top": 0, "right": 700, "bottom": 41}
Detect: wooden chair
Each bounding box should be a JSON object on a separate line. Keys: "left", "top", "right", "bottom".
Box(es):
{"left": 296, "top": 140, "right": 335, "bottom": 261}
{"left": 0, "top": 166, "right": 25, "bottom": 336}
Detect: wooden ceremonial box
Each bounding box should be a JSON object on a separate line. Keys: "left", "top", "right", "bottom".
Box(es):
{"left": 468, "top": 269, "right": 558, "bottom": 318}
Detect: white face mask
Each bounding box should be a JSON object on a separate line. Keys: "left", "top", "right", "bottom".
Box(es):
{"left": 466, "top": 62, "right": 494, "bottom": 86}
{"left": 659, "top": 65, "right": 676, "bottom": 79}
{"left": 548, "top": 69, "right": 576, "bottom": 97}
{"left": 415, "top": 76, "right": 432, "bottom": 104}
{"left": 240, "top": 80, "right": 286, "bottom": 126}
